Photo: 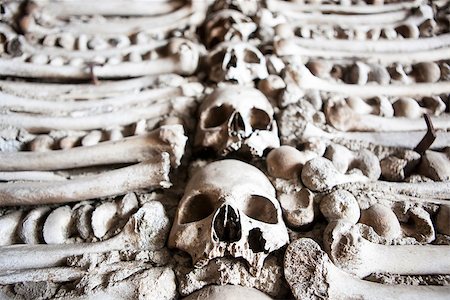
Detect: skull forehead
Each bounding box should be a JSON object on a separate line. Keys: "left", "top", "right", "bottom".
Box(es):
{"left": 186, "top": 160, "right": 275, "bottom": 196}
{"left": 200, "top": 86, "right": 274, "bottom": 114}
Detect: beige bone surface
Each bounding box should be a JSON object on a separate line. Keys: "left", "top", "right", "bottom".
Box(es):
{"left": 0, "top": 153, "right": 171, "bottom": 206}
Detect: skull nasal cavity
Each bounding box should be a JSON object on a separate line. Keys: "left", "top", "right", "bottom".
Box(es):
{"left": 213, "top": 205, "right": 242, "bottom": 242}
{"left": 230, "top": 112, "right": 246, "bottom": 134}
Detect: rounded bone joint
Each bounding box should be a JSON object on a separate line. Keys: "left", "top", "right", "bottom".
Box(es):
{"left": 266, "top": 145, "right": 305, "bottom": 180}
{"left": 301, "top": 157, "right": 370, "bottom": 192}
{"left": 0, "top": 201, "right": 170, "bottom": 270}
{"left": 358, "top": 203, "right": 402, "bottom": 240}
{"left": 284, "top": 238, "right": 450, "bottom": 300}
{"left": 319, "top": 189, "right": 360, "bottom": 224}
{"left": 324, "top": 144, "right": 381, "bottom": 180}
{"left": 323, "top": 220, "right": 450, "bottom": 278}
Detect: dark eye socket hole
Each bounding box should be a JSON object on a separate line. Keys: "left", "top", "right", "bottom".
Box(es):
{"left": 242, "top": 195, "right": 278, "bottom": 224}
{"left": 243, "top": 50, "right": 260, "bottom": 64}
{"left": 179, "top": 194, "right": 215, "bottom": 224}
{"left": 202, "top": 104, "right": 233, "bottom": 128}
{"left": 210, "top": 51, "right": 225, "bottom": 65}
{"left": 249, "top": 108, "right": 271, "bottom": 130}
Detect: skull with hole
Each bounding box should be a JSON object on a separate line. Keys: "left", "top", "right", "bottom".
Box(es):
{"left": 195, "top": 86, "right": 280, "bottom": 157}
{"left": 205, "top": 9, "right": 257, "bottom": 49}
{"left": 208, "top": 41, "right": 268, "bottom": 84}
{"left": 169, "top": 159, "right": 289, "bottom": 275}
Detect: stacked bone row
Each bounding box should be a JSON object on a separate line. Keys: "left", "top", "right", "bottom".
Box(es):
{"left": 1, "top": 0, "right": 450, "bottom": 299}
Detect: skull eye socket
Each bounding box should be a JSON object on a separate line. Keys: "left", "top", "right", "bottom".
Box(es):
{"left": 243, "top": 50, "right": 260, "bottom": 64}
{"left": 202, "top": 104, "right": 233, "bottom": 128}
{"left": 242, "top": 195, "right": 278, "bottom": 224}
{"left": 249, "top": 108, "right": 271, "bottom": 130}
{"left": 179, "top": 194, "right": 216, "bottom": 224}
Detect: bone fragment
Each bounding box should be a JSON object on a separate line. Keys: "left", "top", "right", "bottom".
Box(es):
{"left": 359, "top": 203, "right": 402, "bottom": 240}
{"left": 91, "top": 202, "right": 118, "bottom": 239}
{"left": 0, "top": 153, "right": 171, "bottom": 206}
{"left": 301, "top": 157, "right": 370, "bottom": 192}
{"left": 0, "top": 125, "right": 187, "bottom": 170}
{"left": 285, "top": 238, "right": 450, "bottom": 300}
{"left": 0, "top": 202, "right": 169, "bottom": 270}
{"left": 319, "top": 189, "right": 360, "bottom": 224}
{"left": 0, "top": 211, "right": 23, "bottom": 246}
{"left": 19, "top": 207, "right": 50, "bottom": 244}
{"left": 324, "top": 220, "right": 450, "bottom": 278}
{"left": 42, "top": 206, "right": 74, "bottom": 244}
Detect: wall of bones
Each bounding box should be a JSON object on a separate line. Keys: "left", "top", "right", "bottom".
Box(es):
{"left": 0, "top": 0, "right": 449, "bottom": 299}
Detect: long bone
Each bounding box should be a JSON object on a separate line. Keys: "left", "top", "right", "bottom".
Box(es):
{"left": 0, "top": 39, "right": 199, "bottom": 79}
{"left": 34, "top": 0, "right": 184, "bottom": 16}
{"left": 22, "top": 2, "right": 206, "bottom": 36}
{"left": 0, "top": 125, "right": 187, "bottom": 170}
{"left": 284, "top": 238, "right": 450, "bottom": 300}
{"left": 324, "top": 220, "right": 450, "bottom": 278}
{"left": 0, "top": 201, "right": 169, "bottom": 270}
{"left": 267, "top": 0, "right": 424, "bottom": 14}
{"left": 301, "top": 122, "right": 450, "bottom": 149}
{"left": 0, "top": 153, "right": 171, "bottom": 206}
{"left": 275, "top": 39, "right": 450, "bottom": 64}
{"left": 285, "top": 64, "right": 450, "bottom": 98}
{"left": 0, "top": 96, "right": 194, "bottom": 133}
{"left": 325, "top": 100, "right": 450, "bottom": 132}
{"left": 283, "top": 4, "right": 431, "bottom": 26}
{"left": 0, "top": 82, "right": 202, "bottom": 114}
{"left": 0, "top": 75, "right": 162, "bottom": 99}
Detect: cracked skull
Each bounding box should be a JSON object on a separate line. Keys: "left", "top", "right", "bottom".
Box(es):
{"left": 195, "top": 86, "right": 280, "bottom": 156}
{"left": 208, "top": 41, "right": 268, "bottom": 84}
{"left": 168, "top": 159, "right": 289, "bottom": 275}
{"left": 205, "top": 9, "right": 257, "bottom": 48}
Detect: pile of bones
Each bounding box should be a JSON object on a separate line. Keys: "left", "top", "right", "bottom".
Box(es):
{"left": 0, "top": 0, "right": 449, "bottom": 299}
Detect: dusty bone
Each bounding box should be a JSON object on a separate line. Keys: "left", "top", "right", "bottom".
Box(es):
{"left": 34, "top": 0, "right": 184, "bottom": 16}
{"left": 0, "top": 201, "right": 169, "bottom": 270}
{"left": 267, "top": 0, "right": 424, "bottom": 14}
{"left": 301, "top": 157, "right": 370, "bottom": 192}
{"left": 325, "top": 100, "right": 450, "bottom": 132}
{"left": 285, "top": 64, "right": 450, "bottom": 98}
{"left": 0, "top": 211, "right": 23, "bottom": 246}
{"left": 275, "top": 38, "right": 450, "bottom": 64}
{"left": 0, "top": 153, "right": 171, "bottom": 206}
{"left": 23, "top": 2, "right": 206, "bottom": 36}
{"left": 42, "top": 206, "right": 74, "bottom": 244}
{"left": 284, "top": 238, "right": 450, "bottom": 300}
{"left": 19, "top": 206, "right": 50, "bottom": 244}
{"left": 301, "top": 122, "right": 450, "bottom": 149}
{"left": 324, "top": 220, "right": 450, "bottom": 278}
{"left": 266, "top": 145, "right": 306, "bottom": 180}
{"left": 418, "top": 150, "right": 450, "bottom": 182}
{"left": 0, "top": 125, "right": 187, "bottom": 171}
{"left": 1, "top": 96, "right": 194, "bottom": 133}
{"left": 0, "top": 82, "right": 202, "bottom": 114}
{"left": 0, "top": 171, "right": 67, "bottom": 181}
{"left": 279, "top": 188, "right": 315, "bottom": 228}
{"left": 0, "top": 40, "right": 200, "bottom": 79}
{"left": 91, "top": 202, "right": 118, "bottom": 239}
{"left": 319, "top": 189, "right": 360, "bottom": 224}
{"left": 359, "top": 203, "right": 402, "bottom": 240}
{"left": 183, "top": 285, "right": 273, "bottom": 300}
{"left": 0, "top": 75, "right": 162, "bottom": 99}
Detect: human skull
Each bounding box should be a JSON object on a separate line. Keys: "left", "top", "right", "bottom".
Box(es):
{"left": 205, "top": 9, "right": 257, "bottom": 49}
{"left": 208, "top": 41, "right": 268, "bottom": 84}
{"left": 169, "top": 159, "right": 289, "bottom": 275}
{"left": 195, "top": 86, "right": 280, "bottom": 157}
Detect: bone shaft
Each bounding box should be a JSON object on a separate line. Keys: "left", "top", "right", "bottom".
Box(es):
{"left": 1, "top": 103, "right": 174, "bottom": 133}
{"left": 0, "top": 131, "right": 170, "bottom": 171}
{"left": 0, "top": 267, "right": 84, "bottom": 284}
{"left": 371, "top": 243, "right": 450, "bottom": 275}
{"left": 0, "top": 155, "right": 170, "bottom": 206}
{"left": 0, "top": 237, "right": 120, "bottom": 270}
{"left": 282, "top": 44, "right": 450, "bottom": 64}
{"left": 293, "top": 34, "right": 450, "bottom": 53}
{"left": 0, "top": 86, "right": 181, "bottom": 116}
{"left": 0, "top": 171, "right": 67, "bottom": 181}
{"left": 354, "top": 115, "right": 450, "bottom": 132}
